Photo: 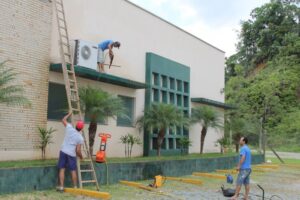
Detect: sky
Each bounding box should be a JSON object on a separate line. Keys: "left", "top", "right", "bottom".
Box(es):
{"left": 128, "top": 0, "right": 270, "bottom": 57}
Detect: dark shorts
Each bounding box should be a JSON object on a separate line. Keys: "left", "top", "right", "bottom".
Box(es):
{"left": 237, "top": 169, "right": 251, "bottom": 186}
{"left": 57, "top": 151, "right": 77, "bottom": 171}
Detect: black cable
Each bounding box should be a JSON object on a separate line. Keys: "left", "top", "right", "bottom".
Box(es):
{"left": 247, "top": 192, "right": 283, "bottom": 200}
{"left": 269, "top": 195, "right": 284, "bottom": 200}
{"left": 231, "top": 192, "right": 283, "bottom": 200}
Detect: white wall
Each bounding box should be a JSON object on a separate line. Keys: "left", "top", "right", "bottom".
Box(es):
{"left": 49, "top": 0, "right": 225, "bottom": 157}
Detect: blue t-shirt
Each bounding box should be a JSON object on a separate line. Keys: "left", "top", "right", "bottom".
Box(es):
{"left": 240, "top": 145, "right": 251, "bottom": 169}
{"left": 98, "top": 40, "right": 113, "bottom": 51}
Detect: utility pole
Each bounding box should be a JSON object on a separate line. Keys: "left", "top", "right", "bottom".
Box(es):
{"left": 259, "top": 117, "right": 263, "bottom": 154}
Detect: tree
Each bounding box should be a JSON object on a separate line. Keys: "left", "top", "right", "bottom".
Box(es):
{"left": 38, "top": 127, "right": 56, "bottom": 160}
{"left": 178, "top": 137, "right": 192, "bottom": 155}
{"left": 0, "top": 61, "right": 30, "bottom": 106}
{"left": 233, "top": 0, "right": 299, "bottom": 74}
{"left": 191, "top": 106, "right": 223, "bottom": 154}
{"left": 136, "top": 103, "right": 189, "bottom": 156}
{"left": 120, "top": 133, "right": 142, "bottom": 157}
{"left": 225, "top": 0, "right": 300, "bottom": 151}
{"left": 79, "top": 86, "right": 125, "bottom": 155}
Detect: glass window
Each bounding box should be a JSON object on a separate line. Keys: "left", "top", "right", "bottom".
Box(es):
{"left": 47, "top": 82, "right": 68, "bottom": 120}
{"left": 117, "top": 95, "right": 135, "bottom": 127}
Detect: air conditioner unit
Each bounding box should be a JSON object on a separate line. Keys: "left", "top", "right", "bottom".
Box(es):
{"left": 73, "top": 39, "right": 98, "bottom": 71}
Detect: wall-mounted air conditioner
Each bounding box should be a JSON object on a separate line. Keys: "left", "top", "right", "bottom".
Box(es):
{"left": 73, "top": 39, "right": 98, "bottom": 71}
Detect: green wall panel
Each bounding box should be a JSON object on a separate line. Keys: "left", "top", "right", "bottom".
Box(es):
{"left": 144, "top": 52, "right": 190, "bottom": 156}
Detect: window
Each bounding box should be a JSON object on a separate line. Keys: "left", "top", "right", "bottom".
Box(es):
{"left": 152, "top": 73, "right": 160, "bottom": 86}
{"left": 161, "top": 91, "right": 168, "bottom": 103}
{"left": 161, "top": 75, "right": 168, "bottom": 88}
{"left": 176, "top": 80, "right": 182, "bottom": 91}
{"left": 169, "top": 78, "right": 175, "bottom": 90}
{"left": 47, "top": 82, "right": 68, "bottom": 120}
{"left": 184, "top": 81, "right": 189, "bottom": 93}
{"left": 117, "top": 95, "right": 135, "bottom": 127}
{"left": 152, "top": 89, "right": 160, "bottom": 102}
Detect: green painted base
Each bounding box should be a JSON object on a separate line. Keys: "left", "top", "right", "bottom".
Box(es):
{"left": 0, "top": 154, "right": 264, "bottom": 194}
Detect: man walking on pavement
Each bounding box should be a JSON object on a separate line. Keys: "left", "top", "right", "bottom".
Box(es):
{"left": 97, "top": 40, "right": 121, "bottom": 72}
{"left": 231, "top": 136, "right": 252, "bottom": 200}
{"left": 56, "top": 112, "right": 84, "bottom": 192}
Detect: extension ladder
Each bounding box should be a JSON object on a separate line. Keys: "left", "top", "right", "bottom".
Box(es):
{"left": 53, "top": 0, "right": 100, "bottom": 190}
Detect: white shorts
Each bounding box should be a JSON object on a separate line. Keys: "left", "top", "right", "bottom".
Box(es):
{"left": 97, "top": 49, "right": 105, "bottom": 64}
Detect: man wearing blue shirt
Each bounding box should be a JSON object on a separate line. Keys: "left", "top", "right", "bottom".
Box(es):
{"left": 231, "top": 136, "right": 252, "bottom": 200}
{"left": 97, "top": 40, "right": 121, "bottom": 72}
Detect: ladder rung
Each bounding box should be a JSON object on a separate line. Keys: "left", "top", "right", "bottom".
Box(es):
{"left": 82, "top": 159, "right": 92, "bottom": 162}
{"left": 64, "top": 52, "right": 71, "bottom": 57}
{"left": 56, "top": 9, "right": 64, "bottom": 14}
{"left": 72, "top": 108, "right": 80, "bottom": 112}
{"left": 55, "top": 0, "right": 63, "bottom": 6}
{"left": 70, "top": 89, "right": 78, "bottom": 92}
{"left": 81, "top": 180, "right": 97, "bottom": 184}
{"left": 58, "top": 17, "right": 65, "bottom": 22}
{"left": 69, "top": 79, "right": 75, "bottom": 83}
{"left": 66, "top": 70, "right": 74, "bottom": 74}
{"left": 59, "top": 25, "right": 67, "bottom": 30}
{"left": 61, "top": 35, "right": 68, "bottom": 38}
{"left": 80, "top": 169, "right": 94, "bottom": 173}
{"left": 61, "top": 42, "right": 70, "bottom": 47}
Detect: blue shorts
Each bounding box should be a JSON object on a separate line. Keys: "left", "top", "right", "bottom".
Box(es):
{"left": 57, "top": 151, "right": 77, "bottom": 171}
{"left": 237, "top": 169, "right": 251, "bottom": 186}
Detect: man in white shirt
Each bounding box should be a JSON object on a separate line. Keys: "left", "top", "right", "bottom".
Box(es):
{"left": 56, "top": 112, "right": 84, "bottom": 192}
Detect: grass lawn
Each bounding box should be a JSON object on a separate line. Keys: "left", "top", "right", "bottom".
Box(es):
{"left": 0, "top": 152, "right": 239, "bottom": 168}
{"left": 269, "top": 145, "right": 300, "bottom": 153}
{"left": 267, "top": 157, "right": 300, "bottom": 164}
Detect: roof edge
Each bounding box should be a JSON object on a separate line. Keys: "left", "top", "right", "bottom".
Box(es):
{"left": 49, "top": 63, "right": 147, "bottom": 89}
{"left": 191, "top": 97, "right": 236, "bottom": 110}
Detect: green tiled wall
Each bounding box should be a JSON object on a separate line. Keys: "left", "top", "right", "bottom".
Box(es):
{"left": 0, "top": 155, "right": 264, "bottom": 194}
{"left": 145, "top": 52, "right": 190, "bottom": 156}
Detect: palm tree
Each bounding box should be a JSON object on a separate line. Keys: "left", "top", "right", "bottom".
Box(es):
{"left": 38, "top": 127, "right": 56, "bottom": 160}
{"left": 0, "top": 61, "right": 30, "bottom": 105}
{"left": 191, "top": 106, "right": 223, "bottom": 154}
{"left": 136, "top": 103, "right": 189, "bottom": 156}
{"left": 79, "top": 86, "right": 125, "bottom": 155}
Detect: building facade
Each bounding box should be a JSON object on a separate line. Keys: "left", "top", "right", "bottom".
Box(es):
{"left": 0, "top": 0, "right": 227, "bottom": 161}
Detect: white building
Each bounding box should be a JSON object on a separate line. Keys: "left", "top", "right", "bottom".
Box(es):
{"left": 0, "top": 0, "right": 229, "bottom": 160}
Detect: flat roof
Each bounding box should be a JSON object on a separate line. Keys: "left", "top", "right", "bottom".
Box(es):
{"left": 50, "top": 64, "right": 147, "bottom": 89}
{"left": 124, "top": 0, "right": 225, "bottom": 53}
{"left": 191, "top": 97, "right": 235, "bottom": 110}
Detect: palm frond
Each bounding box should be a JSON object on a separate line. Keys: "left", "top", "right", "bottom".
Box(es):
{"left": 0, "top": 61, "right": 30, "bottom": 106}
{"left": 79, "top": 86, "right": 126, "bottom": 123}
{"left": 191, "top": 106, "right": 223, "bottom": 129}
{"left": 136, "top": 103, "right": 189, "bottom": 133}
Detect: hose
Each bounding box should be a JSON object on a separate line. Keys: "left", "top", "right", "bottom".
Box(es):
{"left": 105, "top": 161, "right": 109, "bottom": 185}
{"left": 239, "top": 193, "right": 284, "bottom": 200}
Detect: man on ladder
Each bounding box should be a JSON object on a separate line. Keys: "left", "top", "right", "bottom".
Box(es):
{"left": 54, "top": 0, "right": 99, "bottom": 190}
{"left": 56, "top": 112, "right": 84, "bottom": 192}
{"left": 97, "top": 40, "right": 121, "bottom": 72}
